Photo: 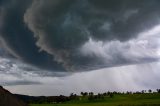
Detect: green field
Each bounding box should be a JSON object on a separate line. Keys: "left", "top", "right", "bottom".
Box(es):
{"left": 30, "top": 93, "right": 160, "bottom": 106}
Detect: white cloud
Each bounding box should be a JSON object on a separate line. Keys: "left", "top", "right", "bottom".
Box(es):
{"left": 80, "top": 24, "right": 160, "bottom": 66}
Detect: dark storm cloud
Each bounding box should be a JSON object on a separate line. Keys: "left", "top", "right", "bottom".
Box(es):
{"left": 0, "top": 0, "right": 65, "bottom": 71}
{"left": 87, "top": 0, "right": 160, "bottom": 41}
{"left": 0, "top": 0, "right": 160, "bottom": 72}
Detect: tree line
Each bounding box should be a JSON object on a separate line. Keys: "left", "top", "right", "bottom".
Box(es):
{"left": 15, "top": 89, "right": 160, "bottom": 104}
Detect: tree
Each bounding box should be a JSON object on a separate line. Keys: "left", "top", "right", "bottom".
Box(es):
{"left": 148, "top": 89, "right": 152, "bottom": 93}
{"left": 81, "top": 92, "right": 88, "bottom": 96}
{"left": 84, "top": 92, "right": 88, "bottom": 96}
{"left": 109, "top": 93, "right": 114, "bottom": 98}
{"left": 141, "top": 90, "right": 145, "bottom": 94}
{"left": 89, "top": 92, "right": 94, "bottom": 96}
{"left": 157, "top": 89, "right": 160, "bottom": 93}
{"left": 69, "top": 93, "right": 78, "bottom": 100}
{"left": 80, "top": 92, "right": 84, "bottom": 96}
{"left": 103, "top": 92, "right": 107, "bottom": 96}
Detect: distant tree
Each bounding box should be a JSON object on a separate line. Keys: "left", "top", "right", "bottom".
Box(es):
{"left": 107, "top": 91, "right": 111, "bottom": 95}
{"left": 157, "top": 89, "right": 160, "bottom": 93}
{"left": 88, "top": 94, "right": 94, "bottom": 101}
{"left": 70, "top": 93, "right": 74, "bottom": 97}
{"left": 141, "top": 90, "right": 145, "bottom": 94}
{"left": 97, "top": 93, "right": 101, "bottom": 99}
{"left": 69, "top": 93, "right": 78, "bottom": 100}
{"left": 84, "top": 92, "right": 88, "bottom": 96}
{"left": 103, "top": 92, "right": 107, "bottom": 96}
{"left": 109, "top": 93, "right": 114, "bottom": 98}
{"left": 126, "top": 91, "right": 132, "bottom": 94}
{"left": 55, "top": 95, "right": 68, "bottom": 103}
{"left": 148, "top": 89, "right": 152, "bottom": 93}
{"left": 81, "top": 92, "right": 84, "bottom": 96}
{"left": 135, "top": 91, "right": 141, "bottom": 94}
{"left": 81, "top": 92, "right": 88, "bottom": 96}
{"left": 113, "top": 91, "right": 118, "bottom": 94}
{"left": 89, "top": 92, "right": 94, "bottom": 96}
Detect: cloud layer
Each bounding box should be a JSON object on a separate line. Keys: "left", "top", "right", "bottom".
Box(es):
{"left": 4, "top": 62, "right": 160, "bottom": 96}
{"left": 0, "top": 0, "right": 160, "bottom": 73}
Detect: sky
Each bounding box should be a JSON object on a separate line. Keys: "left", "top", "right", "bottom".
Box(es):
{"left": 0, "top": 0, "right": 160, "bottom": 96}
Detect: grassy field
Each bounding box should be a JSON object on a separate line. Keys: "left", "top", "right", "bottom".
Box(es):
{"left": 30, "top": 93, "right": 160, "bottom": 106}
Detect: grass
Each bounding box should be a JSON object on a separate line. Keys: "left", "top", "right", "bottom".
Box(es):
{"left": 30, "top": 93, "right": 160, "bottom": 106}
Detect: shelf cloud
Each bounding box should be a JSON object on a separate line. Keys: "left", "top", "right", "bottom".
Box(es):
{"left": 0, "top": 0, "right": 160, "bottom": 73}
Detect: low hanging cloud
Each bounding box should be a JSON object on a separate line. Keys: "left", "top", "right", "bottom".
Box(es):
{"left": 4, "top": 62, "right": 160, "bottom": 96}
{"left": 0, "top": 57, "right": 41, "bottom": 86}
{"left": 0, "top": 0, "right": 160, "bottom": 73}
{"left": 0, "top": 56, "right": 71, "bottom": 86}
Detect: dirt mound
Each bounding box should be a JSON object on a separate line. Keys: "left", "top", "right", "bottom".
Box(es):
{"left": 0, "top": 86, "right": 28, "bottom": 106}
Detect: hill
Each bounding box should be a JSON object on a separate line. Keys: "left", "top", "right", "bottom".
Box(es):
{"left": 0, "top": 86, "right": 28, "bottom": 106}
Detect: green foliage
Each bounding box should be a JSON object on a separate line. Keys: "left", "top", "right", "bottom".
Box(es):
{"left": 30, "top": 93, "right": 160, "bottom": 106}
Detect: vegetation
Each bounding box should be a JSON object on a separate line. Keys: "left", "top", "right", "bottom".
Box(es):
{"left": 28, "top": 90, "right": 160, "bottom": 106}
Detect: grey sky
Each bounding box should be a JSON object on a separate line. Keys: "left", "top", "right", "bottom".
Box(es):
{"left": 4, "top": 62, "right": 160, "bottom": 96}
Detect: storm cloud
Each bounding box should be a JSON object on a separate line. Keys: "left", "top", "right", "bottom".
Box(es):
{"left": 0, "top": 0, "right": 160, "bottom": 73}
